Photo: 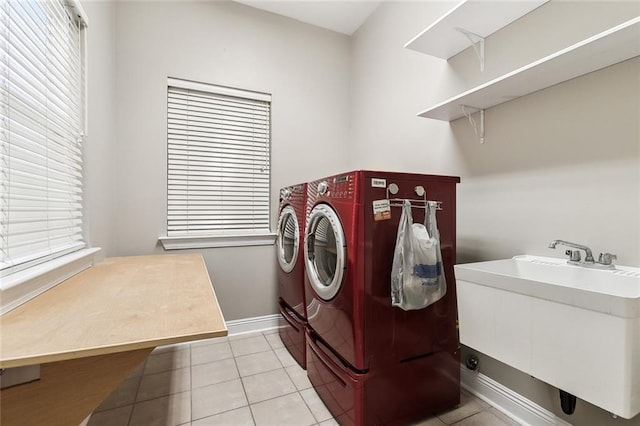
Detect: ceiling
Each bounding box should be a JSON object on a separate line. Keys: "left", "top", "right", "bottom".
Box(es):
{"left": 234, "top": 1, "right": 382, "bottom": 35}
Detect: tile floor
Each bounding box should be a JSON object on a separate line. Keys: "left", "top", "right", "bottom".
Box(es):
{"left": 88, "top": 329, "right": 521, "bottom": 426}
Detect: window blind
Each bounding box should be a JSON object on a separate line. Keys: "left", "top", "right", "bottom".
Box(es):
{"left": 0, "top": 0, "right": 86, "bottom": 275}
{"left": 167, "top": 79, "right": 271, "bottom": 237}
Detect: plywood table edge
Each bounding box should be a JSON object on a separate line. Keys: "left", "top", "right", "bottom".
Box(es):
{"left": 0, "top": 253, "right": 229, "bottom": 369}
{"left": 0, "top": 329, "right": 228, "bottom": 369}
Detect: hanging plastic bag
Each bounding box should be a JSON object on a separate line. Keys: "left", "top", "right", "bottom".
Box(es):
{"left": 391, "top": 200, "right": 446, "bottom": 310}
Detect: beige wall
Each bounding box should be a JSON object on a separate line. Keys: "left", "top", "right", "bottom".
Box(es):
{"left": 349, "top": 1, "right": 640, "bottom": 424}
{"left": 83, "top": 1, "right": 351, "bottom": 320}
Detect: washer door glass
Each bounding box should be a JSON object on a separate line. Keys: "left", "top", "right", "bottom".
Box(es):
{"left": 305, "top": 204, "right": 346, "bottom": 301}
{"left": 277, "top": 206, "right": 299, "bottom": 273}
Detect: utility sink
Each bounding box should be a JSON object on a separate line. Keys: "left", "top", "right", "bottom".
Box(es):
{"left": 455, "top": 255, "right": 640, "bottom": 419}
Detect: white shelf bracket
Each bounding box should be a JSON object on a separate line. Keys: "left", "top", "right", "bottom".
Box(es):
{"left": 455, "top": 27, "right": 485, "bottom": 71}
{"left": 461, "top": 105, "right": 485, "bottom": 144}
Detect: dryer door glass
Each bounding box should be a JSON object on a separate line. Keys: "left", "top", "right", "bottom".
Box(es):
{"left": 277, "top": 206, "right": 299, "bottom": 273}
{"left": 305, "top": 204, "right": 346, "bottom": 301}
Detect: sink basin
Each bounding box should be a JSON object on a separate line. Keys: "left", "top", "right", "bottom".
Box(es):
{"left": 455, "top": 255, "right": 640, "bottom": 318}
{"left": 455, "top": 255, "right": 640, "bottom": 419}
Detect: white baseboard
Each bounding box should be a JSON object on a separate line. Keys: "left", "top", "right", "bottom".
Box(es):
{"left": 225, "top": 313, "right": 281, "bottom": 336}
{"left": 461, "top": 367, "right": 572, "bottom": 426}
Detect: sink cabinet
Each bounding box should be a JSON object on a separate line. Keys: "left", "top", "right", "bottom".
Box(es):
{"left": 455, "top": 256, "right": 640, "bottom": 419}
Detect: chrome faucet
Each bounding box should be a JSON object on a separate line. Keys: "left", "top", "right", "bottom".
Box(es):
{"left": 548, "top": 240, "right": 595, "bottom": 262}
{"left": 548, "top": 240, "right": 616, "bottom": 269}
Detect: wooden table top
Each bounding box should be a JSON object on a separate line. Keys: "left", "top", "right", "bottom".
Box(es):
{"left": 0, "top": 254, "right": 227, "bottom": 368}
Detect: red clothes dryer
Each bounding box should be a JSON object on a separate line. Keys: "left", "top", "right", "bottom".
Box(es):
{"left": 304, "top": 170, "right": 460, "bottom": 425}
{"left": 276, "top": 183, "right": 307, "bottom": 368}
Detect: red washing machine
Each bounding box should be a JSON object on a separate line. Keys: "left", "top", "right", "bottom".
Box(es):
{"left": 304, "top": 170, "right": 460, "bottom": 425}
{"left": 276, "top": 183, "right": 307, "bottom": 368}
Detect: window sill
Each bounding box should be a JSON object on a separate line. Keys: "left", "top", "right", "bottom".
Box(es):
{"left": 159, "top": 233, "right": 277, "bottom": 250}
{"left": 0, "top": 247, "right": 103, "bottom": 316}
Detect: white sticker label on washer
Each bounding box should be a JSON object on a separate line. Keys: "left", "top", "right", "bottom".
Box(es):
{"left": 372, "top": 199, "right": 391, "bottom": 221}
{"left": 371, "top": 178, "right": 386, "bottom": 188}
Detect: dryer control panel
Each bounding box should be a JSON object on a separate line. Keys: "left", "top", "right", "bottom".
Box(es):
{"left": 327, "top": 173, "right": 356, "bottom": 200}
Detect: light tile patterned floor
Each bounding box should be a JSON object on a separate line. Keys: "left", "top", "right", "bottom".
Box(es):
{"left": 88, "top": 329, "right": 521, "bottom": 426}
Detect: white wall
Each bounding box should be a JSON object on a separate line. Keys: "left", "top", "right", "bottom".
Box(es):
{"left": 82, "top": 0, "right": 640, "bottom": 421}
{"left": 350, "top": 0, "right": 639, "bottom": 265}
{"left": 350, "top": 1, "right": 640, "bottom": 424}
{"left": 83, "top": 1, "right": 351, "bottom": 320}
{"left": 83, "top": 1, "right": 117, "bottom": 256}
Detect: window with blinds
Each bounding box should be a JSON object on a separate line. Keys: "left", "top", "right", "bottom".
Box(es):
{"left": 0, "top": 0, "right": 87, "bottom": 276}
{"left": 167, "top": 78, "right": 271, "bottom": 238}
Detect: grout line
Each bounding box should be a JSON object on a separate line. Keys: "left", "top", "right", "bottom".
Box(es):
{"left": 125, "top": 390, "right": 196, "bottom": 413}
{"left": 235, "top": 357, "right": 306, "bottom": 417}
{"left": 126, "top": 360, "right": 147, "bottom": 426}
{"left": 282, "top": 363, "right": 301, "bottom": 389}
{"left": 191, "top": 351, "right": 291, "bottom": 388}
{"left": 262, "top": 332, "right": 285, "bottom": 350}
{"left": 247, "top": 387, "right": 300, "bottom": 407}
{"left": 190, "top": 340, "right": 234, "bottom": 367}
{"left": 444, "top": 410, "right": 487, "bottom": 426}
{"left": 230, "top": 346, "right": 257, "bottom": 426}
{"left": 231, "top": 347, "right": 274, "bottom": 359}
{"left": 192, "top": 374, "right": 242, "bottom": 390}
{"left": 228, "top": 335, "right": 273, "bottom": 358}
{"left": 228, "top": 330, "right": 268, "bottom": 342}
{"left": 299, "top": 388, "right": 321, "bottom": 423}
{"left": 448, "top": 410, "right": 484, "bottom": 426}
{"left": 190, "top": 355, "right": 235, "bottom": 367}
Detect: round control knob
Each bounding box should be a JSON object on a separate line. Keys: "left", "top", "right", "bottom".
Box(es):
{"left": 317, "top": 181, "right": 328, "bottom": 195}
{"left": 281, "top": 188, "right": 291, "bottom": 200}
